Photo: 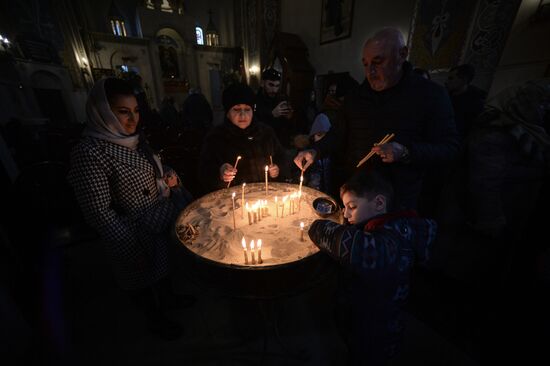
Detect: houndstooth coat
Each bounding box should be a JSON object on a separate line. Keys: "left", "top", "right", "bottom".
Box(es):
{"left": 68, "top": 136, "right": 179, "bottom": 290}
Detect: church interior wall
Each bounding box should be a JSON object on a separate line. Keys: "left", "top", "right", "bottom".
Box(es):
{"left": 489, "top": 0, "right": 550, "bottom": 96}
{"left": 280, "top": 0, "right": 416, "bottom": 83}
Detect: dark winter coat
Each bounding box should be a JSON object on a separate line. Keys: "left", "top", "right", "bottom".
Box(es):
{"left": 315, "top": 62, "right": 460, "bottom": 209}
{"left": 198, "top": 119, "right": 287, "bottom": 193}
{"left": 255, "top": 89, "right": 293, "bottom": 147}
{"left": 308, "top": 211, "right": 437, "bottom": 365}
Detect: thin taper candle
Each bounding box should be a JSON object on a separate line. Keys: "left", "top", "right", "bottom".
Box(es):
{"left": 231, "top": 192, "right": 236, "bottom": 231}
{"left": 242, "top": 237, "right": 248, "bottom": 264}
{"left": 250, "top": 240, "right": 256, "bottom": 264}
{"left": 264, "top": 165, "right": 269, "bottom": 196}
{"left": 227, "top": 155, "right": 242, "bottom": 188}
{"left": 257, "top": 239, "right": 263, "bottom": 264}
{"left": 300, "top": 222, "right": 305, "bottom": 241}
{"left": 241, "top": 183, "right": 246, "bottom": 219}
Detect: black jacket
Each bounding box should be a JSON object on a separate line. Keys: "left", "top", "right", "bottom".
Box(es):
{"left": 255, "top": 89, "right": 293, "bottom": 147}
{"left": 199, "top": 119, "right": 287, "bottom": 193}
{"left": 316, "top": 62, "right": 460, "bottom": 209}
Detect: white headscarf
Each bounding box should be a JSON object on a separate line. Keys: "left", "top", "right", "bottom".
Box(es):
{"left": 82, "top": 78, "right": 140, "bottom": 150}
{"left": 83, "top": 78, "right": 170, "bottom": 198}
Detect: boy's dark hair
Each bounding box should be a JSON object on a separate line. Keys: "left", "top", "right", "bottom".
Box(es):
{"left": 104, "top": 78, "right": 135, "bottom": 105}
{"left": 340, "top": 169, "right": 394, "bottom": 210}
{"left": 449, "top": 64, "right": 476, "bottom": 84}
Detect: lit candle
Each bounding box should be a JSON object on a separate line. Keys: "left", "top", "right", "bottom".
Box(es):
{"left": 265, "top": 165, "right": 269, "bottom": 196}
{"left": 231, "top": 192, "right": 236, "bottom": 231}
{"left": 241, "top": 183, "right": 246, "bottom": 219}
{"left": 281, "top": 195, "right": 288, "bottom": 217}
{"left": 269, "top": 155, "right": 273, "bottom": 166}
{"left": 242, "top": 237, "right": 248, "bottom": 264}
{"left": 275, "top": 196, "right": 278, "bottom": 218}
{"left": 257, "top": 239, "right": 263, "bottom": 264}
{"left": 298, "top": 174, "right": 304, "bottom": 212}
{"left": 246, "top": 202, "right": 252, "bottom": 225}
{"left": 250, "top": 240, "right": 256, "bottom": 264}
{"left": 227, "top": 155, "right": 242, "bottom": 188}
{"left": 300, "top": 222, "right": 305, "bottom": 241}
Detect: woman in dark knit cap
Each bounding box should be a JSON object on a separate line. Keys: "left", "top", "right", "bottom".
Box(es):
{"left": 198, "top": 83, "right": 287, "bottom": 193}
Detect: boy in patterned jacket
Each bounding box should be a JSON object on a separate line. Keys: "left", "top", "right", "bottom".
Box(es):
{"left": 308, "top": 169, "right": 436, "bottom": 365}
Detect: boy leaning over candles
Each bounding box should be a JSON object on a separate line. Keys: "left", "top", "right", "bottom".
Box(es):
{"left": 307, "top": 169, "right": 436, "bottom": 366}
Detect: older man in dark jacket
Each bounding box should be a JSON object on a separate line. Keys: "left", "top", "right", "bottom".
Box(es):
{"left": 295, "top": 28, "right": 460, "bottom": 210}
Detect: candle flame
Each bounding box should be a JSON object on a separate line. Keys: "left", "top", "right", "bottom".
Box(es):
{"left": 232, "top": 192, "right": 236, "bottom": 198}
{"left": 275, "top": 196, "right": 278, "bottom": 202}
{"left": 243, "top": 182, "right": 246, "bottom": 187}
{"left": 300, "top": 222, "right": 304, "bottom": 229}
{"left": 242, "top": 237, "right": 246, "bottom": 249}
{"left": 265, "top": 165, "right": 269, "bottom": 172}
{"left": 258, "top": 239, "right": 262, "bottom": 249}
{"left": 300, "top": 175, "right": 303, "bottom": 182}
{"left": 250, "top": 240, "right": 255, "bottom": 249}
{"left": 237, "top": 156, "right": 242, "bottom": 160}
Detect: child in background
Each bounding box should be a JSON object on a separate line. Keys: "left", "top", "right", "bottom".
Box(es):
{"left": 305, "top": 113, "right": 332, "bottom": 193}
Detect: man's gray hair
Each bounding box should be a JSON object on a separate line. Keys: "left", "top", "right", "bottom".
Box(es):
{"left": 366, "top": 27, "right": 406, "bottom": 51}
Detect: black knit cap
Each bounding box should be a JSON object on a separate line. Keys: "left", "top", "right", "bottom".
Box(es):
{"left": 261, "top": 68, "right": 281, "bottom": 81}
{"left": 222, "top": 83, "right": 256, "bottom": 112}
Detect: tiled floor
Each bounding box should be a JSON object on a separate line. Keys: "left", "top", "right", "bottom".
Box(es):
{"left": 10, "top": 236, "right": 480, "bottom": 366}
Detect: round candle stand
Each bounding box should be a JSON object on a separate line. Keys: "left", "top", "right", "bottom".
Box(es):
{"left": 174, "top": 182, "right": 341, "bottom": 364}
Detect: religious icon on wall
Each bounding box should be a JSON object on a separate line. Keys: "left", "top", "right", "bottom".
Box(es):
{"left": 159, "top": 45, "right": 179, "bottom": 79}
{"left": 408, "top": 0, "right": 477, "bottom": 71}
{"left": 320, "top": 0, "right": 355, "bottom": 44}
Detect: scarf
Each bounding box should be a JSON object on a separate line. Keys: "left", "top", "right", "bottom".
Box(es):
{"left": 82, "top": 78, "right": 140, "bottom": 150}
{"left": 363, "top": 210, "right": 418, "bottom": 231}
{"left": 83, "top": 78, "right": 169, "bottom": 198}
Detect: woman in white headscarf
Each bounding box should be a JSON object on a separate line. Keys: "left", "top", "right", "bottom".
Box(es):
{"left": 68, "top": 77, "right": 192, "bottom": 340}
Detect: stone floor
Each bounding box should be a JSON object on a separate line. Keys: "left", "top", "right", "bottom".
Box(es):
{"left": 1, "top": 233, "right": 486, "bottom": 366}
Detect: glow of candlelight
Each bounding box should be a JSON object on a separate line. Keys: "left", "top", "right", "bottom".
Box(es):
{"left": 250, "top": 239, "right": 256, "bottom": 264}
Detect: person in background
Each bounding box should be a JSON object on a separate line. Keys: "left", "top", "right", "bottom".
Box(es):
{"left": 413, "top": 67, "right": 431, "bottom": 80}
{"left": 308, "top": 169, "right": 436, "bottom": 365}
{"left": 294, "top": 27, "right": 459, "bottom": 210}
{"left": 445, "top": 63, "right": 487, "bottom": 140}
{"left": 160, "top": 96, "right": 179, "bottom": 129}
{"left": 198, "top": 83, "right": 287, "bottom": 193}
{"left": 68, "top": 78, "right": 194, "bottom": 341}
{"left": 305, "top": 113, "right": 332, "bottom": 193}
{"left": 255, "top": 68, "right": 294, "bottom": 148}
{"left": 179, "top": 87, "right": 213, "bottom": 130}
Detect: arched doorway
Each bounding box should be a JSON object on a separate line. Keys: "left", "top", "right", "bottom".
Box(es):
{"left": 30, "top": 70, "right": 69, "bottom": 126}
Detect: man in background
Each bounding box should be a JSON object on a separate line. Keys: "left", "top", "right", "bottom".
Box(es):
{"left": 255, "top": 68, "right": 294, "bottom": 148}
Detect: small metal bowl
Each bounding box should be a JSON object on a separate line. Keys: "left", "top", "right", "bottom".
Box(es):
{"left": 312, "top": 197, "right": 337, "bottom": 218}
